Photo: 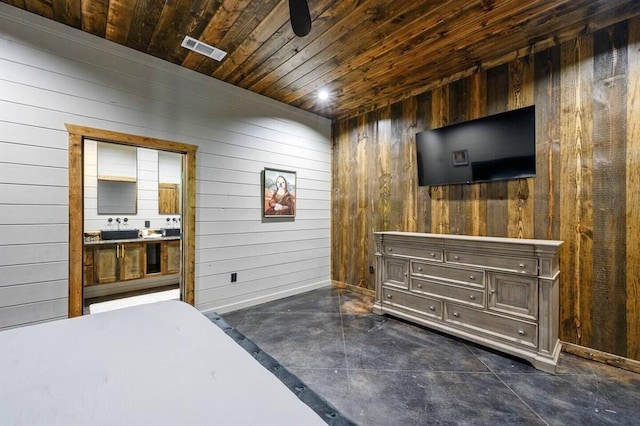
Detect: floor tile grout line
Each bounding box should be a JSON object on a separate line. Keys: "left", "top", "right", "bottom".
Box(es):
{"left": 463, "top": 343, "right": 550, "bottom": 426}
{"left": 336, "top": 290, "right": 352, "bottom": 392}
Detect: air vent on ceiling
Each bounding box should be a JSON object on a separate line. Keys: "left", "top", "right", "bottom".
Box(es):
{"left": 181, "top": 36, "right": 227, "bottom": 61}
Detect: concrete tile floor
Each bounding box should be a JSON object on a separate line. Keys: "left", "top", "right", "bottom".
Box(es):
{"left": 222, "top": 287, "right": 640, "bottom": 426}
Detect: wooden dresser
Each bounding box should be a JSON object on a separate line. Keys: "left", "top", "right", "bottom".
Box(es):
{"left": 373, "top": 232, "right": 563, "bottom": 373}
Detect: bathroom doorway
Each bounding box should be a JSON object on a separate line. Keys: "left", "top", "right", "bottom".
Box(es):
{"left": 67, "top": 124, "right": 197, "bottom": 317}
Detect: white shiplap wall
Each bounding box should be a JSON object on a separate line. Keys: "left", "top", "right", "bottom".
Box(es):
{"left": 0, "top": 4, "right": 332, "bottom": 329}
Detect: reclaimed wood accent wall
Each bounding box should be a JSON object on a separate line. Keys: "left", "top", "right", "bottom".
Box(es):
{"left": 332, "top": 17, "right": 640, "bottom": 362}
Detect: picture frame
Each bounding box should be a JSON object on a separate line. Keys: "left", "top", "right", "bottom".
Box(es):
{"left": 452, "top": 149, "right": 468, "bottom": 167}
{"left": 262, "top": 168, "right": 296, "bottom": 218}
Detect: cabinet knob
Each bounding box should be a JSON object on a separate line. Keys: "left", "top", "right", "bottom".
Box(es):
{"left": 490, "top": 289, "right": 495, "bottom": 294}
{"left": 469, "top": 275, "right": 475, "bottom": 280}
{"left": 518, "top": 330, "right": 526, "bottom": 336}
{"left": 430, "top": 252, "right": 436, "bottom": 257}
{"left": 453, "top": 312, "right": 459, "bottom": 318}
{"left": 404, "top": 272, "right": 408, "bottom": 277}
{"left": 454, "top": 255, "right": 460, "bottom": 260}
{"left": 388, "top": 248, "right": 393, "bottom": 252}
{"left": 387, "top": 294, "right": 392, "bottom": 299}
{"left": 417, "top": 267, "right": 423, "bottom": 272}
{"left": 519, "top": 263, "right": 525, "bottom": 268}
{"left": 417, "top": 284, "right": 422, "bottom": 288}
{"left": 429, "top": 306, "right": 436, "bottom": 311}
{"left": 469, "top": 295, "right": 476, "bottom": 300}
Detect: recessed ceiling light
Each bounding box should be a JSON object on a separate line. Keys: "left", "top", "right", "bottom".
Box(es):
{"left": 318, "top": 89, "right": 329, "bottom": 101}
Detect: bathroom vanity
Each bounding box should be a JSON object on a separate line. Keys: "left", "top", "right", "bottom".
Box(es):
{"left": 83, "top": 233, "right": 181, "bottom": 298}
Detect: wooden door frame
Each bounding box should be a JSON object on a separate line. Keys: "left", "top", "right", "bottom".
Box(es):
{"left": 67, "top": 124, "right": 197, "bottom": 317}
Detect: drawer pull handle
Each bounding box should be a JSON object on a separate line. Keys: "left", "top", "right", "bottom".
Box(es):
{"left": 469, "top": 295, "right": 475, "bottom": 300}
{"left": 417, "top": 267, "right": 423, "bottom": 272}
{"left": 387, "top": 294, "right": 393, "bottom": 299}
{"left": 453, "top": 312, "right": 459, "bottom": 318}
{"left": 519, "top": 263, "right": 525, "bottom": 268}
{"left": 454, "top": 255, "right": 460, "bottom": 260}
{"left": 430, "top": 252, "right": 436, "bottom": 257}
{"left": 469, "top": 275, "right": 475, "bottom": 280}
{"left": 518, "top": 330, "right": 526, "bottom": 336}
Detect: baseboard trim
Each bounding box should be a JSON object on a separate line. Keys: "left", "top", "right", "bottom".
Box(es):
{"left": 562, "top": 342, "right": 640, "bottom": 374}
{"left": 202, "top": 280, "right": 331, "bottom": 314}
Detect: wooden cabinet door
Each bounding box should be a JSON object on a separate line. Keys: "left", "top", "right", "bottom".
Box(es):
{"left": 120, "top": 242, "right": 145, "bottom": 281}
{"left": 488, "top": 272, "right": 538, "bottom": 320}
{"left": 83, "top": 248, "right": 94, "bottom": 286}
{"left": 383, "top": 257, "right": 409, "bottom": 289}
{"left": 94, "top": 244, "right": 118, "bottom": 284}
{"left": 164, "top": 240, "right": 181, "bottom": 274}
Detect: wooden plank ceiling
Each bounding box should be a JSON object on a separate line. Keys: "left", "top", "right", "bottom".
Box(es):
{"left": 2, "top": 0, "right": 640, "bottom": 119}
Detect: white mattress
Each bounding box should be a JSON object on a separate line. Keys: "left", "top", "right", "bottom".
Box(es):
{"left": 0, "top": 300, "right": 326, "bottom": 425}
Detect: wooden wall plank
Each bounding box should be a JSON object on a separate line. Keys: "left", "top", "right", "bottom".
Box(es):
{"left": 356, "top": 113, "right": 369, "bottom": 288}
{"left": 467, "top": 72, "right": 488, "bottom": 236}
{"left": 447, "top": 79, "right": 468, "bottom": 235}
{"left": 416, "top": 91, "right": 432, "bottom": 233}
{"left": 402, "top": 97, "right": 418, "bottom": 233}
{"left": 507, "top": 56, "right": 535, "bottom": 239}
{"left": 333, "top": 119, "right": 350, "bottom": 284}
{"left": 485, "top": 65, "right": 509, "bottom": 237}
{"left": 559, "top": 34, "right": 594, "bottom": 345}
{"left": 364, "top": 110, "right": 378, "bottom": 288}
{"left": 534, "top": 46, "right": 561, "bottom": 240}
{"left": 430, "top": 85, "right": 449, "bottom": 234}
{"left": 626, "top": 17, "right": 640, "bottom": 361}
{"left": 390, "top": 101, "right": 405, "bottom": 231}
{"left": 377, "top": 106, "right": 392, "bottom": 232}
{"left": 591, "top": 23, "right": 628, "bottom": 354}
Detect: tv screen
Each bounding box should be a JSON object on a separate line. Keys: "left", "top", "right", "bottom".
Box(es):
{"left": 415, "top": 105, "right": 536, "bottom": 186}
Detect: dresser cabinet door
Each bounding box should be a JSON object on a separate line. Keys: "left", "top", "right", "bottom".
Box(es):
{"left": 383, "top": 257, "right": 409, "bottom": 289}
{"left": 488, "top": 272, "right": 538, "bottom": 319}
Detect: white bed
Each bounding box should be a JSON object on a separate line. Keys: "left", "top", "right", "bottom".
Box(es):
{"left": 0, "top": 300, "right": 327, "bottom": 425}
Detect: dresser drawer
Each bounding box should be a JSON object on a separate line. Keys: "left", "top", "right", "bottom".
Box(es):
{"left": 383, "top": 245, "right": 443, "bottom": 261}
{"left": 411, "top": 278, "right": 485, "bottom": 309}
{"left": 412, "top": 262, "right": 484, "bottom": 288}
{"left": 382, "top": 287, "right": 442, "bottom": 319}
{"left": 444, "top": 303, "right": 537, "bottom": 348}
{"left": 445, "top": 251, "right": 537, "bottom": 275}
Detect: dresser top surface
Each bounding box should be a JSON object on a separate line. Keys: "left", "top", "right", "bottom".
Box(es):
{"left": 375, "top": 232, "right": 563, "bottom": 248}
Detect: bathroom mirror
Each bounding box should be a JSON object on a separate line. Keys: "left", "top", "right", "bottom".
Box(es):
{"left": 96, "top": 142, "right": 137, "bottom": 215}
{"left": 158, "top": 151, "right": 182, "bottom": 215}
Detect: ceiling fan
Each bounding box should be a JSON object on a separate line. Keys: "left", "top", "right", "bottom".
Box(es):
{"left": 289, "top": 0, "right": 312, "bottom": 37}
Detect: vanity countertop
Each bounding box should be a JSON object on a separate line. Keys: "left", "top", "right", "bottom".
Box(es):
{"left": 84, "top": 235, "right": 180, "bottom": 245}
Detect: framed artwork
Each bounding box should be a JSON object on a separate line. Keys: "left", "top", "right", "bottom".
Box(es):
{"left": 452, "top": 149, "right": 468, "bottom": 166}
{"left": 263, "top": 168, "right": 296, "bottom": 218}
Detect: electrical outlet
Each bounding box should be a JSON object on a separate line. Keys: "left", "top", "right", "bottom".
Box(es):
{"left": 231, "top": 272, "right": 237, "bottom": 282}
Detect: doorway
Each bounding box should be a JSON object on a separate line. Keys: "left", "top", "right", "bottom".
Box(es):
{"left": 67, "top": 124, "right": 197, "bottom": 317}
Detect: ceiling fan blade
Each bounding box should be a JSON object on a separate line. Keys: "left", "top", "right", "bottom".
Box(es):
{"left": 289, "top": 0, "right": 312, "bottom": 37}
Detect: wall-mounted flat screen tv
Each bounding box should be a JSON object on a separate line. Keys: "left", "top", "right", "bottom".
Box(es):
{"left": 415, "top": 105, "right": 536, "bottom": 186}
